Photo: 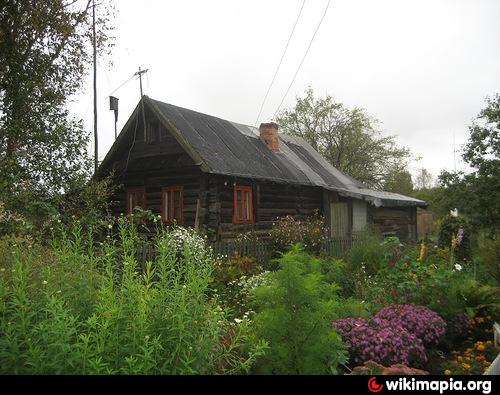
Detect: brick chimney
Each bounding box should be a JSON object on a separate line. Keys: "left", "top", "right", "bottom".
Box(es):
{"left": 259, "top": 122, "right": 279, "bottom": 152}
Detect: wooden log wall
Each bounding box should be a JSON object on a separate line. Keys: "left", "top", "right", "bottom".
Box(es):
{"left": 369, "top": 206, "right": 417, "bottom": 241}
{"left": 207, "top": 175, "right": 324, "bottom": 241}
{"left": 110, "top": 167, "right": 204, "bottom": 228}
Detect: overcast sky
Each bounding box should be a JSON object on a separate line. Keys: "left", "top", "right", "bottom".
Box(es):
{"left": 74, "top": 0, "right": 500, "bottom": 181}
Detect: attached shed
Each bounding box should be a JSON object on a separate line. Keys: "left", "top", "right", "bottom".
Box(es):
{"left": 97, "top": 96, "right": 426, "bottom": 241}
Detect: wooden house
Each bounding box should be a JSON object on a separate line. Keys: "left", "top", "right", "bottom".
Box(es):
{"left": 97, "top": 96, "right": 426, "bottom": 241}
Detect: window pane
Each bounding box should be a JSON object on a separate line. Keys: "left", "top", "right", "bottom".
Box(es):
{"left": 174, "top": 191, "right": 181, "bottom": 220}
{"left": 164, "top": 191, "right": 170, "bottom": 221}
{"left": 129, "top": 193, "right": 134, "bottom": 212}
{"left": 244, "top": 191, "right": 250, "bottom": 220}
{"left": 236, "top": 190, "right": 242, "bottom": 220}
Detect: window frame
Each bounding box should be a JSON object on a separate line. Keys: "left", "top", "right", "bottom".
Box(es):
{"left": 233, "top": 185, "right": 254, "bottom": 224}
{"left": 161, "top": 186, "right": 184, "bottom": 224}
{"left": 126, "top": 187, "right": 146, "bottom": 215}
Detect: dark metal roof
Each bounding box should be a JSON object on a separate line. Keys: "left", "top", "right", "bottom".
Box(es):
{"left": 100, "top": 97, "right": 427, "bottom": 208}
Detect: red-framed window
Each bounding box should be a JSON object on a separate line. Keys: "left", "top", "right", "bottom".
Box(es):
{"left": 161, "top": 186, "right": 184, "bottom": 224}
{"left": 233, "top": 185, "right": 253, "bottom": 224}
{"left": 126, "top": 187, "right": 146, "bottom": 214}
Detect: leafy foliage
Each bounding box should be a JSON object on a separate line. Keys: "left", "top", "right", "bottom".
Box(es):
{"left": 438, "top": 214, "right": 472, "bottom": 262}
{"left": 250, "top": 245, "right": 347, "bottom": 374}
{"left": 474, "top": 234, "right": 500, "bottom": 284}
{"left": 276, "top": 87, "right": 413, "bottom": 189}
{"left": 0, "top": 0, "right": 114, "bottom": 226}
{"left": 383, "top": 167, "right": 414, "bottom": 195}
{"left": 438, "top": 94, "right": 500, "bottom": 233}
{"left": 0, "top": 220, "right": 266, "bottom": 374}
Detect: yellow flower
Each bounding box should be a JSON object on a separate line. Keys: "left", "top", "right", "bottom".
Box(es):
{"left": 457, "top": 356, "right": 463, "bottom": 361}
{"left": 476, "top": 344, "right": 485, "bottom": 352}
{"left": 417, "top": 242, "right": 427, "bottom": 261}
{"left": 444, "top": 369, "right": 452, "bottom": 375}
{"left": 462, "top": 363, "right": 471, "bottom": 370}
{"left": 483, "top": 361, "right": 491, "bottom": 367}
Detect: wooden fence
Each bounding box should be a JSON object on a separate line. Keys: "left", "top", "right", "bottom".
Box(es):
{"left": 136, "top": 236, "right": 356, "bottom": 266}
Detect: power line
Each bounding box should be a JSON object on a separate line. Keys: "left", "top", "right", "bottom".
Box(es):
{"left": 106, "top": 72, "right": 137, "bottom": 98}
{"left": 254, "top": 0, "right": 306, "bottom": 126}
{"left": 273, "top": 0, "right": 331, "bottom": 119}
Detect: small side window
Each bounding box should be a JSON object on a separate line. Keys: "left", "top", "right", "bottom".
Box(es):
{"left": 233, "top": 185, "right": 253, "bottom": 224}
{"left": 126, "top": 187, "right": 146, "bottom": 214}
{"left": 162, "top": 186, "right": 184, "bottom": 224}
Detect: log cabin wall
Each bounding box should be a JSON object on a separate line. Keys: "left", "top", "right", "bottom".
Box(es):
{"left": 206, "top": 175, "right": 324, "bottom": 241}
{"left": 369, "top": 206, "right": 417, "bottom": 241}
{"left": 110, "top": 168, "right": 204, "bottom": 227}
{"left": 109, "top": 110, "right": 207, "bottom": 226}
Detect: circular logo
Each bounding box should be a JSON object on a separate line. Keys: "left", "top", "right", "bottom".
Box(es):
{"left": 368, "top": 377, "right": 384, "bottom": 393}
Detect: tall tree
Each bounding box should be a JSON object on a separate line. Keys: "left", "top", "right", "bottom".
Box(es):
{"left": 439, "top": 94, "right": 500, "bottom": 233}
{"left": 383, "top": 167, "right": 414, "bottom": 196}
{"left": 276, "top": 88, "right": 412, "bottom": 189}
{"left": 0, "top": 0, "right": 113, "bottom": 203}
{"left": 414, "top": 168, "right": 434, "bottom": 190}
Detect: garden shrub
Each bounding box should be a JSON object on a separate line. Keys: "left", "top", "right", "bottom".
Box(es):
{"left": 373, "top": 305, "right": 446, "bottom": 346}
{"left": 345, "top": 232, "right": 395, "bottom": 276}
{"left": 364, "top": 251, "right": 478, "bottom": 321}
{"left": 213, "top": 254, "right": 262, "bottom": 284}
{"left": 332, "top": 317, "right": 427, "bottom": 367}
{"left": 474, "top": 235, "right": 500, "bottom": 284}
{"left": 269, "top": 214, "right": 327, "bottom": 254}
{"left": 0, "top": 219, "right": 267, "bottom": 374}
{"left": 438, "top": 214, "right": 471, "bottom": 262}
{"left": 250, "top": 245, "right": 347, "bottom": 374}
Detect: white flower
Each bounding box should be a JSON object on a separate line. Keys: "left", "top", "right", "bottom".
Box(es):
{"left": 42, "top": 280, "right": 48, "bottom": 285}
{"left": 234, "top": 318, "right": 242, "bottom": 324}
{"left": 454, "top": 264, "right": 462, "bottom": 271}
{"left": 108, "top": 224, "right": 112, "bottom": 229}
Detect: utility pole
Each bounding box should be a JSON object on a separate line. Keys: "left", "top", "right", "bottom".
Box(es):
{"left": 92, "top": 0, "right": 98, "bottom": 172}
{"left": 453, "top": 131, "right": 457, "bottom": 172}
{"left": 135, "top": 67, "right": 149, "bottom": 140}
{"left": 135, "top": 67, "right": 149, "bottom": 97}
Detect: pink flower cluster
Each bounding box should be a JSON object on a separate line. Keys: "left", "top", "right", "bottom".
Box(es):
{"left": 374, "top": 305, "right": 446, "bottom": 346}
{"left": 332, "top": 318, "right": 427, "bottom": 367}
{"left": 349, "top": 360, "right": 429, "bottom": 375}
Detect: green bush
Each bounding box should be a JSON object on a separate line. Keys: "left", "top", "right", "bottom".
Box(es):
{"left": 438, "top": 214, "right": 472, "bottom": 263}
{"left": 345, "top": 233, "right": 402, "bottom": 276}
{"left": 474, "top": 235, "right": 500, "bottom": 284}
{"left": 0, "top": 219, "right": 266, "bottom": 374}
{"left": 250, "top": 245, "right": 347, "bottom": 374}
{"left": 363, "top": 249, "right": 480, "bottom": 321}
